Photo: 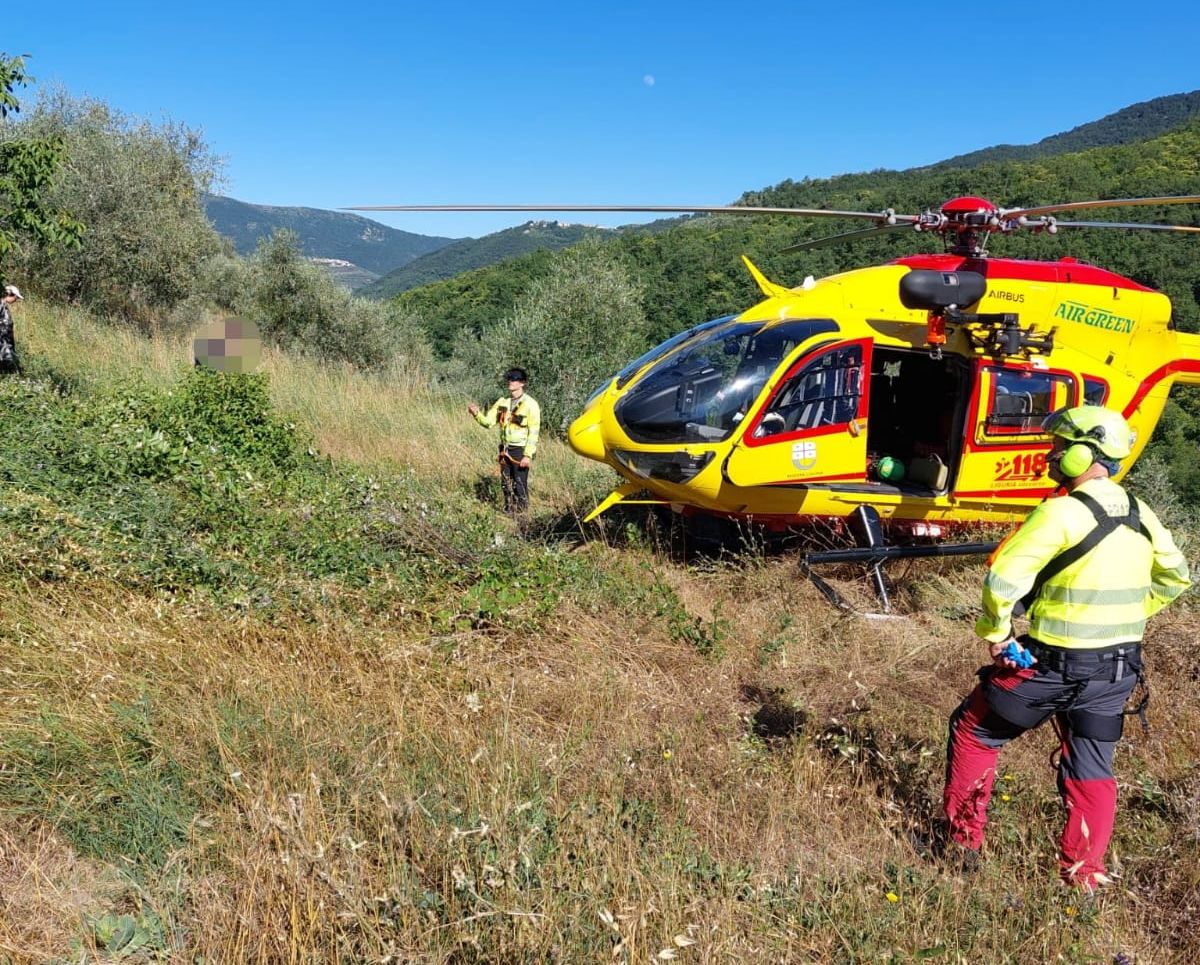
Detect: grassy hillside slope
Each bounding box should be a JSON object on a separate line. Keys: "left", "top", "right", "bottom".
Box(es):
{"left": 1, "top": 303, "right": 1198, "bottom": 963}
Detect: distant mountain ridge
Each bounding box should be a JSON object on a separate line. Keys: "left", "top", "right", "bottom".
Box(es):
{"left": 931, "top": 90, "right": 1200, "bottom": 168}
{"left": 387, "top": 91, "right": 1200, "bottom": 306}
{"left": 397, "top": 99, "right": 1200, "bottom": 357}
{"left": 203, "top": 195, "right": 458, "bottom": 281}
{"left": 205, "top": 91, "right": 1200, "bottom": 300}
{"left": 359, "top": 220, "right": 615, "bottom": 299}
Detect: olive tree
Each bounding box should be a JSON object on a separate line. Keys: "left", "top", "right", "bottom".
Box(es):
{"left": 447, "top": 239, "right": 652, "bottom": 433}
{"left": 249, "top": 230, "right": 432, "bottom": 371}
{"left": 4, "top": 88, "right": 220, "bottom": 324}
{"left": 0, "top": 54, "right": 82, "bottom": 272}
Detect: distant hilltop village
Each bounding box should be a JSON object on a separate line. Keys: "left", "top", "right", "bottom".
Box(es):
{"left": 522, "top": 219, "right": 595, "bottom": 230}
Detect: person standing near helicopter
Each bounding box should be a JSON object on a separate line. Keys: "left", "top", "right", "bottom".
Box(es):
{"left": 942, "top": 404, "right": 1190, "bottom": 892}
{"left": 0, "top": 284, "right": 24, "bottom": 375}
{"left": 468, "top": 367, "right": 541, "bottom": 514}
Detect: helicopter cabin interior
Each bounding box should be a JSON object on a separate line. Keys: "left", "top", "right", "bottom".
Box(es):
{"left": 864, "top": 350, "right": 1104, "bottom": 496}
{"left": 865, "top": 347, "right": 970, "bottom": 493}
{"left": 745, "top": 338, "right": 1087, "bottom": 497}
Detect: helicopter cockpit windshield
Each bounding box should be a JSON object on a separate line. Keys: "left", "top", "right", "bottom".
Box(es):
{"left": 615, "top": 318, "right": 838, "bottom": 444}
{"left": 614, "top": 315, "right": 734, "bottom": 390}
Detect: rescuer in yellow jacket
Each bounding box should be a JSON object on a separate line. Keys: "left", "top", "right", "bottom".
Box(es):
{"left": 468, "top": 367, "right": 541, "bottom": 514}
{"left": 942, "top": 405, "right": 1189, "bottom": 892}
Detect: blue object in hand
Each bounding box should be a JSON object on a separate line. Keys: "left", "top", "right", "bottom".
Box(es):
{"left": 1002, "top": 640, "right": 1034, "bottom": 668}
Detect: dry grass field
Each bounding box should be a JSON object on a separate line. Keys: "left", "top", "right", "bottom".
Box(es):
{"left": 2, "top": 302, "right": 1198, "bottom": 963}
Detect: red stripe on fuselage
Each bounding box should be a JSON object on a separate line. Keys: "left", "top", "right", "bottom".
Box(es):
{"left": 761, "top": 471, "right": 865, "bottom": 486}
{"left": 954, "top": 486, "right": 1057, "bottom": 499}
{"left": 894, "top": 255, "right": 1153, "bottom": 292}
{"left": 1124, "top": 359, "right": 1200, "bottom": 418}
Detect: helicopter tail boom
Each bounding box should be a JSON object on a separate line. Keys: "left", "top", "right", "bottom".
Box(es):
{"left": 1122, "top": 331, "right": 1200, "bottom": 429}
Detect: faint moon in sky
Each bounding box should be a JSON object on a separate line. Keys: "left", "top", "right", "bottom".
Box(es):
{"left": 643, "top": 74, "right": 655, "bottom": 87}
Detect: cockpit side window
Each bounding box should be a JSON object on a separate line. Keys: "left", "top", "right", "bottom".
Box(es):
{"left": 753, "top": 344, "right": 864, "bottom": 439}
{"left": 983, "top": 367, "right": 1075, "bottom": 437}
{"left": 1083, "top": 376, "right": 1109, "bottom": 406}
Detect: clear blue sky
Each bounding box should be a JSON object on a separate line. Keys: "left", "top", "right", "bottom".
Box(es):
{"left": 8, "top": 0, "right": 1200, "bottom": 239}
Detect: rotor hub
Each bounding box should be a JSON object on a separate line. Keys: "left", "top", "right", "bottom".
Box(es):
{"left": 912, "top": 196, "right": 1004, "bottom": 256}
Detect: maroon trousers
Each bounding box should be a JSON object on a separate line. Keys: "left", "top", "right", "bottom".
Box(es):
{"left": 944, "top": 653, "right": 1137, "bottom": 887}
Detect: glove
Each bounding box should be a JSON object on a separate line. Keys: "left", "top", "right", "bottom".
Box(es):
{"left": 1001, "top": 640, "right": 1035, "bottom": 669}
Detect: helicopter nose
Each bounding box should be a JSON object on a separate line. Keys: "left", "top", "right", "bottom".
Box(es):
{"left": 568, "top": 410, "right": 607, "bottom": 462}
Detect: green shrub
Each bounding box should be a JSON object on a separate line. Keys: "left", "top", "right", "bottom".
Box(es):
{"left": 249, "top": 230, "right": 432, "bottom": 371}
{"left": 0, "top": 365, "right": 615, "bottom": 628}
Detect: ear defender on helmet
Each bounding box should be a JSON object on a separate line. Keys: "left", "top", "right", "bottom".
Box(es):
{"left": 1057, "top": 443, "right": 1097, "bottom": 477}
{"left": 1042, "top": 405, "right": 1134, "bottom": 478}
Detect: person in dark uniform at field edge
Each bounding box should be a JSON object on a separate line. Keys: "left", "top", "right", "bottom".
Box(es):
{"left": 469, "top": 367, "right": 541, "bottom": 514}
{"left": 0, "top": 284, "right": 24, "bottom": 375}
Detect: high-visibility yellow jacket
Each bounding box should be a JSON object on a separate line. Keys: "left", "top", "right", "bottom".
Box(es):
{"left": 474, "top": 393, "right": 541, "bottom": 457}
{"left": 976, "top": 477, "right": 1190, "bottom": 649}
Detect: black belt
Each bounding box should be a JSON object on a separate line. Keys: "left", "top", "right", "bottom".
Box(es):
{"left": 1018, "top": 636, "right": 1151, "bottom": 733}
{"left": 1020, "top": 636, "right": 1141, "bottom": 679}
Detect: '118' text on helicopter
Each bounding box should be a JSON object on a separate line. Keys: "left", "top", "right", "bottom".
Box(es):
{"left": 351, "top": 195, "right": 1200, "bottom": 578}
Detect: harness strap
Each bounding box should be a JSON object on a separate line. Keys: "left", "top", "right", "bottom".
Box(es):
{"left": 1065, "top": 708, "right": 1125, "bottom": 742}
{"left": 1015, "top": 490, "right": 1151, "bottom": 616}
{"left": 1071, "top": 490, "right": 1153, "bottom": 544}
{"left": 1125, "top": 664, "right": 1151, "bottom": 734}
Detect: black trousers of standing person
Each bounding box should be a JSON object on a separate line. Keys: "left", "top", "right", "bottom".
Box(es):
{"left": 499, "top": 446, "right": 529, "bottom": 513}
{"left": 0, "top": 316, "right": 19, "bottom": 375}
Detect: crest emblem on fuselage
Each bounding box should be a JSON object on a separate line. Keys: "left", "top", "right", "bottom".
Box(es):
{"left": 791, "top": 441, "right": 817, "bottom": 470}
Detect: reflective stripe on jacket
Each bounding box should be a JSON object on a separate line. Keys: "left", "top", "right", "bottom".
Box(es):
{"left": 976, "top": 477, "right": 1190, "bottom": 649}
{"left": 475, "top": 393, "right": 541, "bottom": 457}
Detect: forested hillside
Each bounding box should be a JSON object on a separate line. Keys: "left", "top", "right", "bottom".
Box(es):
{"left": 361, "top": 220, "right": 613, "bottom": 299}
{"left": 933, "top": 89, "right": 1200, "bottom": 168}
{"left": 204, "top": 194, "right": 457, "bottom": 277}
{"left": 398, "top": 122, "right": 1200, "bottom": 345}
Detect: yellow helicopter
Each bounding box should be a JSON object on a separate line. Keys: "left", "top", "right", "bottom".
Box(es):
{"left": 353, "top": 193, "right": 1200, "bottom": 528}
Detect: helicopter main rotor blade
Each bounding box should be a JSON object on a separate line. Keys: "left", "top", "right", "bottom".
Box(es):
{"left": 344, "top": 203, "right": 913, "bottom": 222}
{"left": 1004, "top": 195, "right": 1200, "bottom": 220}
{"left": 1050, "top": 220, "right": 1200, "bottom": 233}
{"left": 781, "top": 222, "right": 913, "bottom": 253}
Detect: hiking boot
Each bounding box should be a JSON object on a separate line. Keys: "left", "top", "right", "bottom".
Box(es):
{"left": 907, "top": 827, "right": 980, "bottom": 876}
{"left": 1061, "top": 869, "right": 1115, "bottom": 897}
{"left": 942, "top": 841, "right": 981, "bottom": 876}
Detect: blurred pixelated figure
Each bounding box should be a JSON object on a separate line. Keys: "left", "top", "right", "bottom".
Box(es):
{"left": 193, "top": 317, "right": 263, "bottom": 373}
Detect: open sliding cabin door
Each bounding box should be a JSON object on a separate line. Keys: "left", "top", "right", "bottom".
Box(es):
{"left": 724, "top": 339, "right": 871, "bottom": 487}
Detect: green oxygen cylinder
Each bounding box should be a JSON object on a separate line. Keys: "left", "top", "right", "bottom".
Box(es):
{"left": 877, "top": 456, "right": 906, "bottom": 481}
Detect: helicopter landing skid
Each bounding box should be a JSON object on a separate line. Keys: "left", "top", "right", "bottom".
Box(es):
{"left": 800, "top": 506, "right": 997, "bottom": 615}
